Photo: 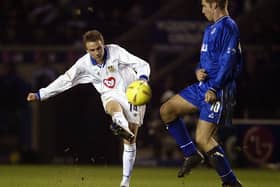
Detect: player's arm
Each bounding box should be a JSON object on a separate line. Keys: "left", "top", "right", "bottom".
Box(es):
{"left": 205, "top": 27, "right": 240, "bottom": 103}
{"left": 209, "top": 27, "right": 240, "bottom": 92}
{"left": 26, "top": 60, "right": 90, "bottom": 102}
{"left": 117, "top": 46, "right": 150, "bottom": 81}
{"left": 194, "top": 62, "right": 207, "bottom": 82}
{"left": 196, "top": 69, "right": 207, "bottom": 82}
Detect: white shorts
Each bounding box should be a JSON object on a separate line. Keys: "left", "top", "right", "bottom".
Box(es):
{"left": 101, "top": 91, "right": 146, "bottom": 126}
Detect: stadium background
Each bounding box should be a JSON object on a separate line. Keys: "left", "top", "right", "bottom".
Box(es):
{"left": 0, "top": 0, "right": 279, "bottom": 170}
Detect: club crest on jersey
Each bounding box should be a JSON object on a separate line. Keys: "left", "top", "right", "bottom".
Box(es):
{"left": 107, "top": 65, "right": 115, "bottom": 72}
{"left": 103, "top": 77, "right": 116, "bottom": 88}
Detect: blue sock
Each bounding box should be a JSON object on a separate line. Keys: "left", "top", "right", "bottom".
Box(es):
{"left": 166, "top": 118, "right": 197, "bottom": 157}
{"left": 207, "top": 146, "right": 237, "bottom": 184}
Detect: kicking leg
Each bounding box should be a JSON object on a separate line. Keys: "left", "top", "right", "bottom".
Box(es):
{"left": 106, "top": 100, "right": 135, "bottom": 140}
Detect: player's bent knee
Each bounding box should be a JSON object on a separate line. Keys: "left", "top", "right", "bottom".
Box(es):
{"left": 160, "top": 102, "right": 177, "bottom": 123}
{"left": 159, "top": 103, "right": 169, "bottom": 121}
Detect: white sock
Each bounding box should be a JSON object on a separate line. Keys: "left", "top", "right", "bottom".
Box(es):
{"left": 121, "top": 143, "right": 136, "bottom": 186}
{"left": 112, "top": 112, "right": 129, "bottom": 129}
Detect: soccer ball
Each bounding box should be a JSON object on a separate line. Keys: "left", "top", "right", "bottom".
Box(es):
{"left": 126, "top": 80, "right": 152, "bottom": 106}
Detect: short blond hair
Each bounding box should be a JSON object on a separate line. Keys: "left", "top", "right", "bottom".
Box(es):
{"left": 82, "top": 30, "right": 104, "bottom": 47}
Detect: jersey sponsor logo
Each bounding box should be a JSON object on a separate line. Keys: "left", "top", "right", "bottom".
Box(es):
{"left": 201, "top": 43, "right": 207, "bottom": 52}
{"left": 103, "top": 77, "right": 116, "bottom": 88}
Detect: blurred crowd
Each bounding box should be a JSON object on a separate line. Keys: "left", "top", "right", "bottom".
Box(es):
{"left": 0, "top": 0, "right": 162, "bottom": 45}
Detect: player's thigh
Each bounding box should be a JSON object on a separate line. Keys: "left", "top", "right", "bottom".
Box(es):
{"left": 163, "top": 94, "right": 197, "bottom": 114}
{"left": 104, "top": 100, "right": 123, "bottom": 115}
{"left": 160, "top": 94, "right": 197, "bottom": 117}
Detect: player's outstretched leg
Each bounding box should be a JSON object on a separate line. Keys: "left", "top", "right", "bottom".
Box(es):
{"left": 178, "top": 151, "right": 205, "bottom": 178}
{"left": 112, "top": 112, "right": 135, "bottom": 140}
{"left": 110, "top": 123, "right": 134, "bottom": 141}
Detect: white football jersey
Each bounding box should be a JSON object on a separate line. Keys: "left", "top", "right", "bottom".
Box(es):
{"left": 38, "top": 44, "right": 150, "bottom": 124}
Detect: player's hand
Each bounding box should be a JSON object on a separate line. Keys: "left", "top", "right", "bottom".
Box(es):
{"left": 196, "top": 69, "right": 207, "bottom": 81}
{"left": 205, "top": 90, "right": 216, "bottom": 104}
{"left": 26, "top": 93, "right": 39, "bottom": 102}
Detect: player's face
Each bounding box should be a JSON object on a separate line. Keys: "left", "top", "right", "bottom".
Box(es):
{"left": 201, "top": 0, "right": 215, "bottom": 21}
{"left": 85, "top": 40, "right": 105, "bottom": 64}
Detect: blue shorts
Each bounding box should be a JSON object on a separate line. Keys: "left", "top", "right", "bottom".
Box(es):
{"left": 179, "top": 82, "right": 234, "bottom": 125}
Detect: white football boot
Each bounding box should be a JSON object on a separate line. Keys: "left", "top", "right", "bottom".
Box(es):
{"left": 120, "top": 176, "right": 130, "bottom": 187}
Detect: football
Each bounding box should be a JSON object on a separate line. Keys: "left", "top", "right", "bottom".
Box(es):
{"left": 126, "top": 80, "right": 152, "bottom": 106}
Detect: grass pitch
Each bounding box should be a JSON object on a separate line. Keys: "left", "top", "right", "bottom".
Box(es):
{"left": 0, "top": 165, "right": 279, "bottom": 187}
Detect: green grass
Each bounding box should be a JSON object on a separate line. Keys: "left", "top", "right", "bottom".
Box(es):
{"left": 0, "top": 165, "right": 279, "bottom": 187}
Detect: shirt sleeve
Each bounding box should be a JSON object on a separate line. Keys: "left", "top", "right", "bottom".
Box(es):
{"left": 210, "top": 27, "right": 240, "bottom": 91}
{"left": 117, "top": 46, "right": 151, "bottom": 80}
{"left": 39, "top": 60, "right": 92, "bottom": 100}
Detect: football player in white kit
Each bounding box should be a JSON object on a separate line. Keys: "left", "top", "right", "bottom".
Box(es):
{"left": 27, "top": 30, "right": 151, "bottom": 187}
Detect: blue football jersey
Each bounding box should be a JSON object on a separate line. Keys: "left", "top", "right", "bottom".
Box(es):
{"left": 199, "top": 16, "right": 243, "bottom": 91}
{"left": 179, "top": 16, "right": 243, "bottom": 125}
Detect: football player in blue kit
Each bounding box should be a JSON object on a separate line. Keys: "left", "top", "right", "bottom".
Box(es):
{"left": 160, "top": 0, "right": 243, "bottom": 186}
